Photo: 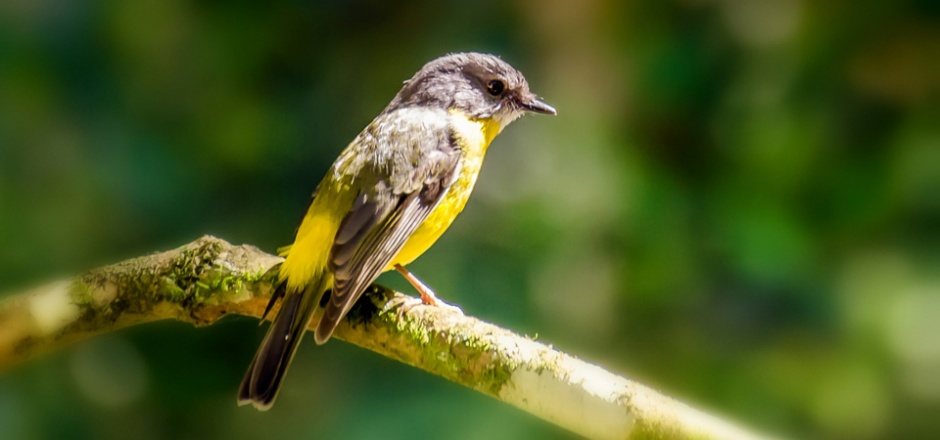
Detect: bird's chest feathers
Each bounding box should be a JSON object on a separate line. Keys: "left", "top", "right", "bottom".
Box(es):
{"left": 439, "top": 111, "right": 499, "bottom": 216}
{"left": 393, "top": 111, "right": 495, "bottom": 267}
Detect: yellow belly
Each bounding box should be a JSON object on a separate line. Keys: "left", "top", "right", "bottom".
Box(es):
{"left": 387, "top": 111, "right": 500, "bottom": 268}
{"left": 279, "top": 178, "right": 352, "bottom": 293}
{"left": 281, "top": 110, "right": 502, "bottom": 292}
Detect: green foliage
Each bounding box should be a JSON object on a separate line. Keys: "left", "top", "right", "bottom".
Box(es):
{"left": 1, "top": 1, "right": 936, "bottom": 439}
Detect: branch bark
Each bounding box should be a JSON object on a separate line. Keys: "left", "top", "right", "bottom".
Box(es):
{"left": 0, "top": 236, "right": 773, "bottom": 440}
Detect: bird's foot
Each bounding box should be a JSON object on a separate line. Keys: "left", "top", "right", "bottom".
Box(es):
{"left": 394, "top": 264, "right": 464, "bottom": 317}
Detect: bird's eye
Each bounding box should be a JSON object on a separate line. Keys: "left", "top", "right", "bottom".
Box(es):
{"left": 486, "top": 79, "right": 505, "bottom": 96}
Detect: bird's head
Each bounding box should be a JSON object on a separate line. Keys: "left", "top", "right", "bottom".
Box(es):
{"left": 389, "top": 52, "right": 555, "bottom": 131}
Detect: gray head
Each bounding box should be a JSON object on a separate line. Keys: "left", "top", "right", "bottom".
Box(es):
{"left": 387, "top": 53, "right": 555, "bottom": 128}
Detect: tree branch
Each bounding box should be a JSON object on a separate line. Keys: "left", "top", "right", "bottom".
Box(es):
{"left": 0, "top": 236, "right": 772, "bottom": 440}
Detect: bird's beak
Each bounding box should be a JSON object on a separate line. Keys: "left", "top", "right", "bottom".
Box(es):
{"left": 520, "top": 95, "right": 557, "bottom": 115}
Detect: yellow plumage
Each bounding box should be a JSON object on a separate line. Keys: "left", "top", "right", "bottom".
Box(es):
{"left": 277, "top": 111, "right": 502, "bottom": 293}
{"left": 386, "top": 111, "right": 504, "bottom": 268}
{"left": 239, "top": 52, "right": 554, "bottom": 410}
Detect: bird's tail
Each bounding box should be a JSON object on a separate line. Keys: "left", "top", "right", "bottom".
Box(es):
{"left": 238, "top": 274, "right": 325, "bottom": 410}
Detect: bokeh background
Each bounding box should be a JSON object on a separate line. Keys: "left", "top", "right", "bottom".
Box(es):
{"left": 1, "top": 0, "right": 938, "bottom": 439}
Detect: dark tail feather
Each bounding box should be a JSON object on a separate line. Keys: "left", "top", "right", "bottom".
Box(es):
{"left": 238, "top": 281, "right": 320, "bottom": 410}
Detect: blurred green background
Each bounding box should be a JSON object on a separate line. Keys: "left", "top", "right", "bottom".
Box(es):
{"left": 1, "top": 0, "right": 938, "bottom": 439}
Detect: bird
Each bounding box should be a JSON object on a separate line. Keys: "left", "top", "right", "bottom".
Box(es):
{"left": 238, "top": 52, "right": 555, "bottom": 410}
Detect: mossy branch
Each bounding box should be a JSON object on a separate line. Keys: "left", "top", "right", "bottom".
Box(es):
{"left": 0, "top": 236, "right": 773, "bottom": 440}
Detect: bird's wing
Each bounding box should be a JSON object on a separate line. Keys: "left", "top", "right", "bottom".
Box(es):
{"left": 314, "top": 112, "right": 461, "bottom": 343}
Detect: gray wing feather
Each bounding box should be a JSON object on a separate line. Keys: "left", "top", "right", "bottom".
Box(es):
{"left": 313, "top": 110, "right": 461, "bottom": 344}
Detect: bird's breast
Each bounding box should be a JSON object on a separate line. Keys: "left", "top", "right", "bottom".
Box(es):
{"left": 389, "top": 111, "right": 495, "bottom": 268}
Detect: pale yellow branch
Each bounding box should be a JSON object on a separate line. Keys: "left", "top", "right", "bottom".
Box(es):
{"left": 0, "top": 236, "right": 774, "bottom": 440}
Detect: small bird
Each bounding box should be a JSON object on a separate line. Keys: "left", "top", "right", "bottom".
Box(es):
{"left": 238, "top": 52, "right": 555, "bottom": 410}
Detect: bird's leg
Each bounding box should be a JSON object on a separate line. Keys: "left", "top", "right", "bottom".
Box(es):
{"left": 395, "top": 264, "right": 441, "bottom": 305}
{"left": 394, "top": 264, "right": 462, "bottom": 314}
